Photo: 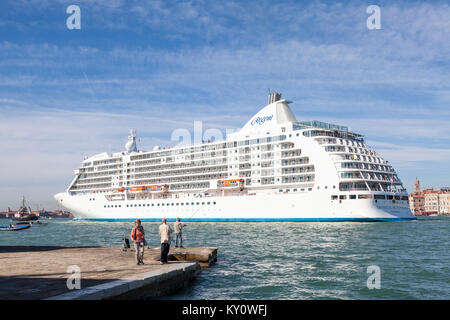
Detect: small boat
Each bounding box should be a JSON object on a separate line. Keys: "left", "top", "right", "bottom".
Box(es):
{"left": 11, "top": 196, "right": 39, "bottom": 222}
{"left": 0, "top": 224, "right": 31, "bottom": 231}
{"left": 148, "top": 184, "right": 169, "bottom": 193}
{"left": 129, "top": 186, "right": 147, "bottom": 192}
{"left": 15, "top": 221, "right": 46, "bottom": 226}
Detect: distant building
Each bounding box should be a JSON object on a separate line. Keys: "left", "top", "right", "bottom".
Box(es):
{"left": 409, "top": 179, "right": 450, "bottom": 215}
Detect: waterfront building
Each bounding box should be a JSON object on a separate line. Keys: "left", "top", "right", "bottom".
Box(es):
{"left": 409, "top": 179, "right": 450, "bottom": 215}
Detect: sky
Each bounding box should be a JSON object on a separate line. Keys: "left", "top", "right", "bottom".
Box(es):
{"left": 0, "top": 0, "right": 449, "bottom": 210}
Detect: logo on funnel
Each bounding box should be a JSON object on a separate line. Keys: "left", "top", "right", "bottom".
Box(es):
{"left": 251, "top": 115, "right": 273, "bottom": 126}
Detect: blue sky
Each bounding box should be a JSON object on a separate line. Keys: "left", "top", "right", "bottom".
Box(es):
{"left": 0, "top": 0, "right": 449, "bottom": 210}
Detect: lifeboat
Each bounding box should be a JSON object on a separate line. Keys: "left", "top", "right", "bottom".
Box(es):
{"left": 129, "top": 186, "right": 147, "bottom": 192}
{"left": 217, "top": 179, "right": 244, "bottom": 188}
{"left": 148, "top": 184, "right": 169, "bottom": 192}
{"left": 117, "top": 187, "right": 125, "bottom": 192}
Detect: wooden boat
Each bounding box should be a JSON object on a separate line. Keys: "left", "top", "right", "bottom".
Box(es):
{"left": 0, "top": 224, "right": 31, "bottom": 231}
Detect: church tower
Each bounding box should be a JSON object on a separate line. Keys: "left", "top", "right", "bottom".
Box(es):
{"left": 414, "top": 178, "right": 421, "bottom": 194}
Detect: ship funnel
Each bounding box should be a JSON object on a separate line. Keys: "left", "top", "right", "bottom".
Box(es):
{"left": 268, "top": 92, "right": 282, "bottom": 104}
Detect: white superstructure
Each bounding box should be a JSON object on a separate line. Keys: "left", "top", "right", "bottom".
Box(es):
{"left": 55, "top": 93, "right": 416, "bottom": 221}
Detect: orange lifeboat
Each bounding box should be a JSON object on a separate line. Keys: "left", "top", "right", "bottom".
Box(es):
{"left": 149, "top": 184, "right": 169, "bottom": 192}
{"left": 218, "top": 179, "right": 244, "bottom": 187}
{"left": 129, "top": 186, "right": 147, "bottom": 192}
{"left": 117, "top": 187, "right": 125, "bottom": 192}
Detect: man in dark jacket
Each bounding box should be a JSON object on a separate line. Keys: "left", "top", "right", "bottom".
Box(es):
{"left": 130, "top": 219, "right": 145, "bottom": 265}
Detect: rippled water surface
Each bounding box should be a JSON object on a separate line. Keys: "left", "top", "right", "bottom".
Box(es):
{"left": 1, "top": 217, "right": 449, "bottom": 299}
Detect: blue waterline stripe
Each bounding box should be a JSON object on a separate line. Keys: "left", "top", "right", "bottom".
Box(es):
{"left": 73, "top": 217, "right": 416, "bottom": 222}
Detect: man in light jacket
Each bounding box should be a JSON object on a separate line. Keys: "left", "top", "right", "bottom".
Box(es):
{"left": 158, "top": 218, "right": 173, "bottom": 264}
{"left": 174, "top": 218, "right": 187, "bottom": 248}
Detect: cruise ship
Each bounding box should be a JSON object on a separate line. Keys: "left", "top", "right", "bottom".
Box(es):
{"left": 54, "top": 93, "right": 416, "bottom": 221}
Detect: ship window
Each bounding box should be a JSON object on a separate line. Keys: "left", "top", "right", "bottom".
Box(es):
{"left": 181, "top": 203, "right": 184, "bottom": 205}
{"left": 339, "top": 195, "right": 347, "bottom": 200}
{"left": 152, "top": 204, "right": 154, "bottom": 206}
{"left": 207, "top": 202, "right": 210, "bottom": 205}
{"left": 176, "top": 203, "right": 179, "bottom": 206}
{"left": 213, "top": 202, "right": 216, "bottom": 205}
{"left": 202, "top": 202, "right": 205, "bottom": 205}
{"left": 374, "top": 195, "right": 385, "bottom": 200}
{"left": 186, "top": 203, "right": 189, "bottom": 206}
{"left": 331, "top": 195, "right": 338, "bottom": 200}
{"left": 171, "top": 203, "right": 174, "bottom": 206}
{"left": 401, "top": 196, "right": 408, "bottom": 201}
{"left": 157, "top": 204, "right": 160, "bottom": 206}
{"left": 104, "top": 205, "right": 106, "bottom": 208}
{"left": 349, "top": 195, "right": 356, "bottom": 199}
{"left": 358, "top": 194, "right": 372, "bottom": 199}
{"left": 293, "top": 189, "right": 297, "bottom": 192}
{"left": 279, "top": 189, "right": 283, "bottom": 192}
{"left": 308, "top": 188, "right": 312, "bottom": 191}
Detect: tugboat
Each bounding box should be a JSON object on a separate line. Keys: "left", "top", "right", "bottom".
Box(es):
{"left": 11, "top": 197, "right": 39, "bottom": 222}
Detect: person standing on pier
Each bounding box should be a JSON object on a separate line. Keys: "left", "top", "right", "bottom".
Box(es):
{"left": 158, "top": 218, "right": 173, "bottom": 264}
{"left": 174, "top": 218, "right": 187, "bottom": 248}
{"left": 130, "top": 219, "right": 146, "bottom": 266}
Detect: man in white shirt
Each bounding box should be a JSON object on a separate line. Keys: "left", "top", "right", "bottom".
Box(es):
{"left": 158, "top": 218, "right": 172, "bottom": 264}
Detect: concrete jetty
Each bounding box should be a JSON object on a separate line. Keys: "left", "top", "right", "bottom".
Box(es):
{"left": 0, "top": 245, "right": 217, "bottom": 300}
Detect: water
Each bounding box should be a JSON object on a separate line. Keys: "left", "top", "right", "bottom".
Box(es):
{"left": 1, "top": 217, "right": 449, "bottom": 299}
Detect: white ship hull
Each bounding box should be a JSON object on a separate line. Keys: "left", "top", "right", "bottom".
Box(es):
{"left": 55, "top": 191, "right": 416, "bottom": 222}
